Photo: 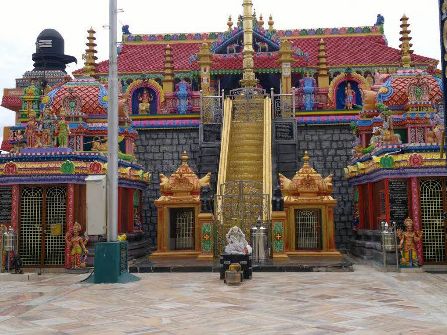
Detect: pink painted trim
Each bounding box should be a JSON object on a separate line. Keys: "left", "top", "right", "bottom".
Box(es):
{"left": 65, "top": 184, "right": 75, "bottom": 269}
{"left": 410, "top": 177, "right": 424, "bottom": 265}
{"left": 11, "top": 185, "right": 19, "bottom": 233}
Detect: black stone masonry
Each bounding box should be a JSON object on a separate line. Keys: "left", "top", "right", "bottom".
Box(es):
{"left": 134, "top": 124, "right": 355, "bottom": 251}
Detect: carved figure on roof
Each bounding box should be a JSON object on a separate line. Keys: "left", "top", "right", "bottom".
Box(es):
{"left": 427, "top": 113, "right": 445, "bottom": 145}
{"left": 345, "top": 82, "right": 355, "bottom": 110}
{"left": 25, "top": 112, "right": 39, "bottom": 148}
{"left": 138, "top": 89, "right": 153, "bottom": 114}
{"left": 397, "top": 217, "right": 422, "bottom": 267}
{"left": 375, "top": 14, "right": 385, "bottom": 26}
{"left": 56, "top": 113, "right": 70, "bottom": 148}
{"left": 373, "top": 71, "right": 390, "bottom": 86}
{"left": 122, "top": 25, "right": 131, "bottom": 35}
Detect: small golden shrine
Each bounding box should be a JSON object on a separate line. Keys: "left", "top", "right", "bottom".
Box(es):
{"left": 152, "top": 151, "right": 213, "bottom": 259}
{"left": 275, "top": 151, "right": 340, "bottom": 257}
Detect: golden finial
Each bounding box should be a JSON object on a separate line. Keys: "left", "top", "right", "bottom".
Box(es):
{"left": 84, "top": 27, "right": 98, "bottom": 77}
{"left": 268, "top": 14, "right": 274, "bottom": 32}
{"left": 399, "top": 14, "right": 413, "bottom": 68}
{"left": 303, "top": 151, "right": 310, "bottom": 165}
{"left": 227, "top": 15, "right": 233, "bottom": 31}
{"left": 162, "top": 44, "right": 174, "bottom": 93}
{"left": 317, "top": 39, "right": 329, "bottom": 88}
{"left": 181, "top": 151, "right": 189, "bottom": 165}
{"left": 258, "top": 14, "right": 264, "bottom": 28}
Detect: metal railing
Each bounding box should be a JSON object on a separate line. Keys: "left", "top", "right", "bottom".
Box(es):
{"left": 271, "top": 87, "right": 296, "bottom": 119}
{"left": 200, "top": 90, "right": 224, "bottom": 124}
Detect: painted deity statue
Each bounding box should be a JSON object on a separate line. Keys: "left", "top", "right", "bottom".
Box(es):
{"left": 138, "top": 89, "right": 152, "bottom": 114}
{"left": 56, "top": 114, "right": 70, "bottom": 148}
{"left": 397, "top": 217, "right": 422, "bottom": 267}
{"left": 65, "top": 221, "right": 89, "bottom": 269}
{"left": 40, "top": 108, "right": 58, "bottom": 147}
{"left": 345, "top": 83, "right": 355, "bottom": 110}
{"left": 224, "top": 226, "right": 252, "bottom": 255}
{"left": 25, "top": 113, "right": 39, "bottom": 148}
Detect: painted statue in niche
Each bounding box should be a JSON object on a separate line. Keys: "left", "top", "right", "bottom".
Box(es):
{"left": 397, "top": 217, "right": 422, "bottom": 267}
{"left": 132, "top": 87, "right": 157, "bottom": 114}
{"left": 336, "top": 80, "right": 362, "bottom": 110}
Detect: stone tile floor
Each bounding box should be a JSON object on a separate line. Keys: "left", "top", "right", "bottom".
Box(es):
{"left": 0, "top": 265, "right": 446, "bottom": 334}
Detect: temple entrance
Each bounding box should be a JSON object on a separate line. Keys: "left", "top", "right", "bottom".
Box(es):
{"left": 19, "top": 186, "right": 66, "bottom": 267}
{"left": 420, "top": 179, "right": 447, "bottom": 264}
{"left": 295, "top": 209, "right": 322, "bottom": 250}
{"left": 169, "top": 208, "right": 195, "bottom": 250}
{"left": 214, "top": 181, "right": 270, "bottom": 257}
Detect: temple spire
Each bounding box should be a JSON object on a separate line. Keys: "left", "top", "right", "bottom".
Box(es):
{"left": 162, "top": 44, "right": 174, "bottom": 93}
{"left": 268, "top": 14, "right": 274, "bottom": 32}
{"left": 83, "top": 27, "right": 97, "bottom": 77}
{"left": 399, "top": 14, "right": 413, "bottom": 68}
{"left": 227, "top": 15, "right": 233, "bottom": 32}
{"left": 317, "top": 38, "right": 329, "bottom": 88}
{"left": 240, "top": 0, "right": 258, "bottom": 87}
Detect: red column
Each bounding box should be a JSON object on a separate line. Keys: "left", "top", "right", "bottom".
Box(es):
{"left": 367, "top": 183, "right": 374, "bottom": 229}
{"left": 410, "top": 177, "right": 424, "bottom": 265}
{"left": 127, "top": 189, "right": 134, "bottom": 233}
{"left": 11, "top": 185, "right": 19, "bottom": 233}
{"left": 65, "top": 184, "right": 75, "bottom": 269}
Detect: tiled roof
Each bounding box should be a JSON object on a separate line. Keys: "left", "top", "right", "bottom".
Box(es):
{"left": 1, "top": 95, "right": 22, "bottom": 111}
{"left": 73, "top": 33, "right": 437, "bottom": 75}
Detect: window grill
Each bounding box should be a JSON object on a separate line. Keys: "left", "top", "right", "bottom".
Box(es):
{"left": 175, "top": 209, "right": 194, "bottom": 250}
{"left": 44, "top": 187, "right": 66, "bottom": 265}
{"left": 295, "top": 209, "right": 322, "bottom": 250}
{"left": 420, "top": 180, "right": 446, "bottom": 263}
{"left": 19, "top": 187, "right": 43, "bottom": 266}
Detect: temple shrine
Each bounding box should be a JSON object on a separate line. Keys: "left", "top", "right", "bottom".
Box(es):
{"left": 1, "top": 0, "right": 445, "bottom": 270}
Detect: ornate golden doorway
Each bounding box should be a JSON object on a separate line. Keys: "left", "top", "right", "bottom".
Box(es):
{"left": 19, "top": 186, "right": 66, "bottom": 267}
{"left": 420, "top": 179, "right": 446, "bottom": 264}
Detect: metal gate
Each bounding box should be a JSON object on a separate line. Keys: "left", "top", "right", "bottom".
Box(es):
{"left": 19, "top": 186, "right": 66, "bottom": 266}
{"left": 295, "top": 209, "right": 322, "bottom": 250}
{"left": 174, "top": 209, "right": 194, "bottom": 250}
{"left": 214, "top": 181, "right": 270, "bottom": 256}
{"left": 420, "top": 180, "right": 446, "bottom": 263}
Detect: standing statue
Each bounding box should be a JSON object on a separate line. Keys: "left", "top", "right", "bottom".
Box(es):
{"left": 138, "top": 89, "right": 152, "bottom": 114}
{"left": 40, "top": 108, "right": 57, "bottom": 147}
{"left": 345, "top": 82, "right": 355, "bottom": 110}
{"left": 56, "top": 114, "right": 70, "bottom": 148}
{"left": 397, "top": 217, "right": 422, "bottom": 267}
{"left": 25, "top": 113, "right": 39, "bottom": 148}
{"left": 65, "top": 222, "right": 89, "bottom": 269}
{"left": 224, "top": 226, "right": 252, "bottom": 255}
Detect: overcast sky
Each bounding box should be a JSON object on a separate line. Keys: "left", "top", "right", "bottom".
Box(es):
{"left": 0, "top": 0, "right": 442, "bottom": 139}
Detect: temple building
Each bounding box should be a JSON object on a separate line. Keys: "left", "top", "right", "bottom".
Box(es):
{"left": 1, "top": 1, "right": 444, "bottom": 267}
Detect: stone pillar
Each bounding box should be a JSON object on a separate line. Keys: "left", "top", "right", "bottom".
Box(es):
{"left": 278, "top": 40, "right": 293, "bottom": 94}
{"left": 198, "top": 43, "right": 212, "bottom": 95}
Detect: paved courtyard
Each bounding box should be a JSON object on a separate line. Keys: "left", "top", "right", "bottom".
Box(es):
{"left": 0, "top": 265, "right": 446, "bottom": 335}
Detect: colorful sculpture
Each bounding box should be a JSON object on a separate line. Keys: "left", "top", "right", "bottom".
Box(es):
{"left": 138, "top": 89, "right": 152, "bottom": 114}
{"left": 397, "top": 217, "right": 422, "bottom": 267}
{"left": 65, "top": 221, "right": 88, "bottom": 269}
{"left": 56, "top": 114, "right": 70, "bottom": 148}
{"left": 25, "top": 112, "right": 39, "bottom": 148}
{"left": 345, "top": 82, "right": 355, "bottom": 110}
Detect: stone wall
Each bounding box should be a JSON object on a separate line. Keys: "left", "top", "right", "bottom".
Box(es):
{"left": 135, "top": 129, "right": 200, "bottom": 246}
{"left": 295, "top": 124, "right": 356, "bottom": 250}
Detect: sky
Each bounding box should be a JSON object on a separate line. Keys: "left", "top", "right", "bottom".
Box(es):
{"left": 0, "top": 0, "right": 442, "bottom": 140}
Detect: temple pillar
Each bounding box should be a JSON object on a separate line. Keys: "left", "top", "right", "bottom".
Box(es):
{"left": 65, "top": 183, "right": 75, "bottom": 269}
{"left": 278, "top": 40, "right": 293, "bottom": 94}
{"left": 410, "top": 177, "right": 424, "bottom": 265}
{"left": 198, "top": 43, "right": 212, "bottom": 95}
{"left": 11, "top": 185, "right": 19, "bottom": 233}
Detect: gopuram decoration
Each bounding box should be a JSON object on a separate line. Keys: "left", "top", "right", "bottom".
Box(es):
{"left": 276, "top": 152, "right": 340, "bottom": 258}
{"left": 0, "top": 29, "right": 150, "bottom": 270}
{"left": 153, "top": 151, "right": 213, "bottom": 259}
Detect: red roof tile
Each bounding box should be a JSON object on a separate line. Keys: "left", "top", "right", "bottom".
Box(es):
{"left": 74, "top": 34, "right": 437, "bottom": 75}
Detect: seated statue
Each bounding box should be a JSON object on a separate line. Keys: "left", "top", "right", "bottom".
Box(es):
{"left": 224, "top": 226, "right": 252, "bottom": 255}
{"left": 138, "top": 89, "right": 152, "bottom": 114}
{"left": 397, "top": 217, "right": 422, "bottom": 267}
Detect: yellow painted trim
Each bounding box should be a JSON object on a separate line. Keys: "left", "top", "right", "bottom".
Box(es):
{"left": 123, "top": 39, "right": 215, "bottom": 45}
{"left": 283, "top": 32, "right": 383, "bottom": 40}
